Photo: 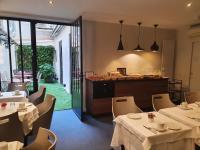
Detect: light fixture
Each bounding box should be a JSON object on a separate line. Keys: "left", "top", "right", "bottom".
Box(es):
{"left": 117, "top": 20, "right": 124, "bottom": 50}
{"left": 134, "top": 22, "right": 144, "bottom": 51}
{"left": 48, "top": 0, "right": 55, "bottom": 6}
{"left": 151, "top": 24, "right": 159, "bottom": 52}
{"left": 187, "top": 2, "right": 192, "bottom": 7}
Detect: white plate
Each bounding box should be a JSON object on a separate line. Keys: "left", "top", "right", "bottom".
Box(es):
{"left": 167, "top": 122, "right": 181, "bottom": 130}
{"left": 127, "top": 113, "right": 142, "bottom": 119}
{"left": 185, "top": 112, "right": 200, "bottom": 119}
{"left": 195, "top": 101, "right": 200, "bottom": 104}
{"left": 179, "top": 105, "right": 192, "bottom": 110}
{"left": 144, "top": 123, "right": 167, "bottom": 132}
{"left": 195, "top": 101, "right": 200, "bottom": 107}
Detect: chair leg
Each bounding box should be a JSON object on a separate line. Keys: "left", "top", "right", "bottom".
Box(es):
{"left": 196, "top": 144, "right": 200, "bottom": 150}
{"left": 121, "top": 145, "right": 125, "bottom": 150}
{"left": 24, "top": 136, "right": 28, "bottom": 146}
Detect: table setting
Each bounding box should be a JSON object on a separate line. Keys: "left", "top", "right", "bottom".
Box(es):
{"left": 111, "top": 112, "right": 194, "bottom": 150}
{"left": 0, "top": 91, "right": 27, "bottom": 102}
{"left": 159, "top": 102, "right": 200, "bottom": 127}
{"left": 159, "top": 102, "right": 200, "bottom": 145}
{"left": 0, "top": 101, "right": 39, "bottom": 135}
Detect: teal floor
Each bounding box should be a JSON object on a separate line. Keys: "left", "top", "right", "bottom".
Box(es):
{"left": 39, "top": 80, "right": 72, "bottom": 111}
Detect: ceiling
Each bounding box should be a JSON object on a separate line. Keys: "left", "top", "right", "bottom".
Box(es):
{"left": 0, "top": 0, "right": 200, "bottom": 29}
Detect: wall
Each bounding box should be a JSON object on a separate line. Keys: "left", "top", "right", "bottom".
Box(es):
{"left": 82, "top": 20, "right": 176, "bottom": 111}
{"left": 175, "top": 26, "right": 200, "bottom": 89}
{"left": 54, "top": 27, "right": 71, "bottom": 93}
{"left": 83, "top": 20, "right": 176, "bottom": 76}
{"left": 174, "top": 26, "right": 193, "bottom": 88}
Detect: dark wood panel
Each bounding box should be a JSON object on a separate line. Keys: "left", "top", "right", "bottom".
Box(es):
{"left": 115, "top": 79, "right": 168, "bottom": 110}
{"left": 86, "top": 78, "right": 168, "bottom": 116}
{"left": 91, "top": 98, "right": 112, "bottom": 115}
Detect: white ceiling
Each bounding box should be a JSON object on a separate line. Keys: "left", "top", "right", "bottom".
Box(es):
{"left": 0, "top": 0, "right": 200, "bottom": 28}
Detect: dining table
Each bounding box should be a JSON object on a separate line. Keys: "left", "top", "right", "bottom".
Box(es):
{"left": 159, "top": 103, "right": 200, "bottom": 145}
{"left": 0, "top": 141, "right": 23, "bottom": 150}
{"left": 0, "top": 102, "right": 39, "bottom": 135}
{"left": 0, "top": 91, "right": 27, "bottom": 102}
{"left": 111, "top": 112, "right": 195, "bottom": 150}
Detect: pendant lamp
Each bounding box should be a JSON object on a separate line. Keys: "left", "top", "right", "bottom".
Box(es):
{"left": 151, "top": 24, "right": 159, "bottom": 52}
{"left": 134, "top": 22, "right": 144, "bottom": 51}
{"left": 117, "top": 20, "right": 124, "bottom": 50}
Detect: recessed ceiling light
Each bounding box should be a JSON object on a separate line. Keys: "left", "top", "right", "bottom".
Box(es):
{"left": 48, "top": 0, "right": 55, "bottom": 6}
{"left": 187, "top": 2, "right": 192, "bottom": 7}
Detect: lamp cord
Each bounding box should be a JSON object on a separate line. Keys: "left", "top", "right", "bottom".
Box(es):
{"left": 138, "top": 24, "right": 140, "bottom": 44}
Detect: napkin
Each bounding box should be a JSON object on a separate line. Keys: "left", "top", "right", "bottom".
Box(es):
{"left": 0, "top": 142, "right": 8, "bottom": 150}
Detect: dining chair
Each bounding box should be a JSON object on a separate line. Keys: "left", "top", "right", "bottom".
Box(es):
{"left": 21, "top": 127, "right": 57, "bottom": 150}
{"left": 31, "top": 94, "right": 56, "bottom": 136}
{"left": 184, "top": 91, "right": 200, "bottom": 104}
{"left": 112, "top": 96, "right": 142, "bottom": 119}
{"left": 0, "top": 112, "right": 24, "bottom": 143}
{"left": 152, "top": 93, "right": 176, "bottom": 111}
{"left": 28, "top": 86, "right": 46, "bottom": 105}
{"left": 8, "top": 82, "right": 29, "bottom": 96}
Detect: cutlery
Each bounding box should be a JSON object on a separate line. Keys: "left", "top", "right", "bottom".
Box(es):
{"left": 26, "top": 104, "right": 32, "bottom": 107}
{"left": 143, "top": 125, "right": 157, "bottom": 134}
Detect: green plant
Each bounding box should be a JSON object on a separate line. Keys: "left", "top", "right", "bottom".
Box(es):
{"left": 16, "top": 45, "right": 55, "bottom": 71}
{"left": 39, "top": 63, "right": 55, "bottom": 83}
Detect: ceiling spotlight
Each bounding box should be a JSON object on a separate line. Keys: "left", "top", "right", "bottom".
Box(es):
{"left": 187, "top": 2, "right": 192, "bottom": 7}
{"left": 48, "top": 0, "right": 55, "bottom": 6}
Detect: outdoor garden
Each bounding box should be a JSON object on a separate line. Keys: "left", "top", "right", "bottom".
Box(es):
{"left": 16, "top": 45, "right": 71, "bottom": 110}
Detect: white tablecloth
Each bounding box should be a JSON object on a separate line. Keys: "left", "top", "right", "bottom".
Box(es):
{"left": 159, "top": 103, "right": 200, "bottom": 144}
{"left": 0, "top": 92, "right": 27, "bottom": 102}
{"left": 111, "top": 112, "right": 194, "bottom": 150}
{"left": 0, "top": 141, "right": 23, "bottom": 150}
{"left": 0, "top": 102, "right": 39, "bottom": 135}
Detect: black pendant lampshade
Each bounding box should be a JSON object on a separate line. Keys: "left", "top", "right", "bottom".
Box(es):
{"left": 117, "top": 20, "right": 124, "bottom": 50}
{"left": 134, "top": 22, "right": 144, "bottom": 51}
{"left": 151, "top": 24, "right": 159, "bottom": 52}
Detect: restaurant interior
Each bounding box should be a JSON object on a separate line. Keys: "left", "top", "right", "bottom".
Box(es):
{"left": 0, "top": 0, "right": 200, "bottom": 150}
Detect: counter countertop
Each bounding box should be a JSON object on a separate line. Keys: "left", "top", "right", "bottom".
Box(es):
{"left": 86, "top": 76, "right": 168, "bottom": 82}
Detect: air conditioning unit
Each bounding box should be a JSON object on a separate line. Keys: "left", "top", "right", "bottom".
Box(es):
{"left": 188, "top": 23, "right": 200, "bottom": 37}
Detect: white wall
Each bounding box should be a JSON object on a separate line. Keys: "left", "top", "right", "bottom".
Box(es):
{"left": 54, "top": 27, "right": 71, "bottom": 93}
{"left": 82, "top": 20, "right": 176, "bottom": 111}
{"left": 83, "top": 20, "right": 176, "bottom": 75}
{"left": 175, "top": 26, "right": 193, "bottom": 88}
{"left": 175, "top": 26, "right": 200, "bottom": 90}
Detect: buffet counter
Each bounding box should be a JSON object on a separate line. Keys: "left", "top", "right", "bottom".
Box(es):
{"left": 86, "top": 76, "right": 168, "bottom": 116}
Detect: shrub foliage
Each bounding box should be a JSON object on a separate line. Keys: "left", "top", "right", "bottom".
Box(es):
{"left": 16, "top": 45, "right": 55, "bottom": 71}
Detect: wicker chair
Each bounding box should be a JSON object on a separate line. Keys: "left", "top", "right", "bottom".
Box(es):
{"left": 184, "top": 91, "right": 200, "bottom": 104}
{"left": 112, "top": 96, "right": 142, "bottom": 119}
{"left": 152, "top": 93, "right": 176, "bottom": 111}
{"left": 21, "top": 127, "right": 57, "bottom": 150}
{"left": 31, "top": 94, "right": 56, "bottom": 136}
{"left": 0, "top": 112, "right": 24, "bottom": 143}
{"left": 28, "top": 86, "right": 46, "bottom": 105}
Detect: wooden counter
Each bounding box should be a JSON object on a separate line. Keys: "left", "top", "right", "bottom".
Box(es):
{"left": 86, "top": 77, "right": 168, "bottom": 116}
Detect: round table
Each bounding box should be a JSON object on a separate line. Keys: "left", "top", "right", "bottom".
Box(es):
{"left": 0, "top": 141, "right": 23, "bottom": 150}
{"left": 0, "top": 102, "right": 39, "bottom": 135}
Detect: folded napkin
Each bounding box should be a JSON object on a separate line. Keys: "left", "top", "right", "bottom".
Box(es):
{"left": 9, "top": 141, "right": 22, "bottom": 150}
{"left": 0, "top": 142, "right": 8, "bottom": 150}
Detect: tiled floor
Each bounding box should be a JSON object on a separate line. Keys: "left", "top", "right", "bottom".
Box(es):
{"left": 50, "top": 110, "right": 114, "bottom": 150}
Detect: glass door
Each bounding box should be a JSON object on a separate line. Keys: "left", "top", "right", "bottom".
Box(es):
{"left": 0, "top": 18, "right": 35, "bottom": 92}
{"left": 70, "top": 16, "right": 83, "bottom": 121}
